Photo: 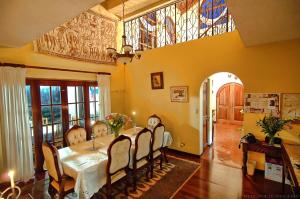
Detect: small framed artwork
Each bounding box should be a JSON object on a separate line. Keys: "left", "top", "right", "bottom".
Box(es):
{"left": 170, "top": 86, "right": 189, "bottom": 102}
{"left": 151, "top": 72, "right": 164, "bottom": 89}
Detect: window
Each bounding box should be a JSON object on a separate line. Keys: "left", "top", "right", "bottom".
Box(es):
{"left": 26, "top": 79, "right": 98, "bottom": 171}
{"left": 40, "top": 86, "right": 63, "bottom": 147}
{"left": 89, "top": 86, "right": 100, "bottom": 125}
{"left": 68, "top": 86, "right": 85, "bottom": 128}
{"left": 125, "top": 0, "right": 235, "bottom": 50}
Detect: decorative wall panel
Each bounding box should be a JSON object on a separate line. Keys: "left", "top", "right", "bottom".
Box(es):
{"left": 34, "top": 11, "right": 117, "bottom": 64}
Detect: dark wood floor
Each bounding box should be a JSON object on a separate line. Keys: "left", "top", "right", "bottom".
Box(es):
{"left": 170, "top": 123, "right": 293, "bottom": 199}
{"left": 1, "top": 123, "right": 294, "bottom": 198}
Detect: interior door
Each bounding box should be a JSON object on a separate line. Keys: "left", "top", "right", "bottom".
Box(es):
{"left": 216, "top": 83, "right": 244, "bottom": 125}
{"left": 202, "top": 80, "right": 210, "bottom": 147}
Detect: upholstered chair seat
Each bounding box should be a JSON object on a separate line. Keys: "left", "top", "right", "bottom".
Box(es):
{"left": 65, "top": 125, "right": 87, "bottom": 146}
{"left": 42, "top": 142, "right": 75, "bottom": 199}
{"left": 150, "top": 123, "right": 165, "bottom": 178}
{"left": 128, "top": 128, "right": 152, "bottom": 190}
{"left": 105, "top": 135, "right": 132, "bottom": 197}
{"left": 92, "top": 121, "right": 109, "bottom": 137}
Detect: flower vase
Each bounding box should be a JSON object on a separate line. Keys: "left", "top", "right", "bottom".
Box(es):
{"left": 113, "top": 129, "right": 120, "bottom": 138}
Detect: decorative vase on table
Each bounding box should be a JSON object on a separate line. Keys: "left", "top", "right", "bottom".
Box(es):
{"left": 105, "top": 113, "right": 127, "bottom": 138}
{"left": 256, "top": 115, "right": 292, "bottom": 145}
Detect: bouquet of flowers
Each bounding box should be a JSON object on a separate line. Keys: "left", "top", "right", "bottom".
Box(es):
{"left": 105, "top": 113, "right": 127, "bottom": 137}
{"left": 256, "top": 115, "right": 292, "bottom": 144}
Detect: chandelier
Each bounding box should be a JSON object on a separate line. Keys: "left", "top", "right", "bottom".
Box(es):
{"left": 106, "top": 0, "right": 143, "bottom": 65}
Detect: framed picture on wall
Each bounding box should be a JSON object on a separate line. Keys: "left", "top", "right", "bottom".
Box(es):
{"left": 170, "top": 86, "right": 189, "bottom": 102}
{"left": 151, "top": 72, "right": 164, "bottom": 89}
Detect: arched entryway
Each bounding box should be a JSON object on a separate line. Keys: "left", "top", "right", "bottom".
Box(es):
{"left": 199, "top": 72, "right": 243, "bottom": 168}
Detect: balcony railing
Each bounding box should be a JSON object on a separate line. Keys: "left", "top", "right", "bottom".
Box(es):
{"left": 125, "top": 0, "right": 235, "bottom": 50}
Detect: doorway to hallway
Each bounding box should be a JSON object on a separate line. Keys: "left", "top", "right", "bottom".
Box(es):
{"left": 199, "top": 72, "right": 243, "bottom": 168}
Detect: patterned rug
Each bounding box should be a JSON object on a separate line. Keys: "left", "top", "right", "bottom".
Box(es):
{"left": 21, "top": 156, "right": 200, "bottom": 199}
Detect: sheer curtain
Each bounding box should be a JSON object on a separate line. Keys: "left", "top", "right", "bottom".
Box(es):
{"left": 97, "top": 74, "right": 111, "bottom": 120}
{"left": 0, "top": 67, "right": 34, "bottom": 181}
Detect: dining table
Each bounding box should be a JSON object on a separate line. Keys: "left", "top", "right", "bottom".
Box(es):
{"left": 58, "top": 127, "right": 173, "bottom": 199}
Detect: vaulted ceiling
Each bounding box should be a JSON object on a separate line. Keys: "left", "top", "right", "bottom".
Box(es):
{"left": 0, "top": 0, "right": 103, "bottom": 47}
{"left": 226, "top": 0, "right": 300, "bottom": 46}
{"left": 1, "top": 0, "right": 300, "bottom": 47}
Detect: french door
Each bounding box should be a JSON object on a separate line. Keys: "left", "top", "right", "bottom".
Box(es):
{"left": 26, "top": 79, "right": 99, "bottom": 172}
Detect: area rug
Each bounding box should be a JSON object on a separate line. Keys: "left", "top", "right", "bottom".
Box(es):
{"left": 92, "top": 156, "right": 200, "bottom": 199}
{"left": 20, "top": 156, "right": 200, "bottom": 199}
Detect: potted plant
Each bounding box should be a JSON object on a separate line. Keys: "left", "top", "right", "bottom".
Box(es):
{"left": 256, "top": 115, "right": 292, "bottom": 145}
{"left": 105, "top": 113, "right": 127, "bottom": 138}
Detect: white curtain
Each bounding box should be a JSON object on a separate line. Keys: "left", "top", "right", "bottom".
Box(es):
{"left": 0, "top": 67, "right": 34, "bottom": 181}
{"left": 97, "top": 74, "right": 111, "bottom": 120}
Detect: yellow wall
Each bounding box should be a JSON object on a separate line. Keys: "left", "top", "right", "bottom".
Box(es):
{"left": 124, "top": 31, "right": 300, "bottom": 156}
{"left": 0, "top": 43, "right": 126, "bottom": 113}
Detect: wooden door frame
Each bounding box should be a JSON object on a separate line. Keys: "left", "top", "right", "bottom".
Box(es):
{"left": 26, "top": 79, "right": 97, "bottom": 172}
{"left": 216, "top": 82, "right": 243, "bottom": 125}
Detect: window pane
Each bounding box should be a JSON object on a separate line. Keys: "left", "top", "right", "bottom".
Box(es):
{"left": 28, "top": 108, "right": 33, "bottom": 127}
{"left": 43, "top": 125, "right": 53, "bottom": 141}
{"left": 90, "top": 102, "right": 95, "bottom": 118}
{"left": 89, "top": 86, "right": 95, "bottom": 101}
{"left": 76, "top": 86, "right": 84, "bottom": 102}
{"left": 53, "top": 105, "right": 62, "bottom": 123}
{"left": 53, "top": 123, "right": 63, "bottom": 139}
{"left": 90, "top": 117, "right": 95, "bottom": 125}
{"left": 67, "top": 87, "right": 76, "bottom": 103}
{"left": 51, "top": 86, "right": 61, "bottom": 104}
{"left": 79, "top": 119, "right": 85, "bottom": 127}
{"left": 68, "top": 104, "right": 76, "bottom": 121}
{"left": 96, "top": 102, "right": 100, "bottom": 116}
{"left": 77, "top": 103, "right": 85, "bottom": 119}
{"left": 41, "top": 106, "right": 52, "bottom": 124}
{"left": 95, "top": 87, "right": 99, "bottom": 102}
{"left": 40, "top": 86, "right": 51, "bottom": 105}
{"left": 26, "top": 85, "right": 31, "bottom": 106}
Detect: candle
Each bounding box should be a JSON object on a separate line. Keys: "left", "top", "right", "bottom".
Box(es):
{"left": 8, "top": 170, "right": 15, "bottom": 188}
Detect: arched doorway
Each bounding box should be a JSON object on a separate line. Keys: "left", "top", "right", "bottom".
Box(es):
{"left": 199, "top": 72, "right": 243, "bottom": 168}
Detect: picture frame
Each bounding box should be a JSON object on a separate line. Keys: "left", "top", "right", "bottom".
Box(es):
{"left": 170, "top": 86, "right": 189, "bottom": 102}
{"left": 151, "top": 72, "right": 164, "bottom": 89}
{"left": 280, "top": 93, "right": 300, "bottom": 124}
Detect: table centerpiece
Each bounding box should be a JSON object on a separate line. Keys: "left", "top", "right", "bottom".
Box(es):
{"left": 105, "top": 113, "right": 127, "bottom": 138}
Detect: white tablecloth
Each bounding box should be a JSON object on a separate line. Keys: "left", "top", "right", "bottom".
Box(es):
{"left": 58, "top": 127, "right": 172, "bottom": 199}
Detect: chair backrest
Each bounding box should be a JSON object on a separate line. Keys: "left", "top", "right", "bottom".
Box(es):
{"left": 42, "top": 142, "right": 63, "bottom": 182}
{"left": 147, "top": 114, "right": 161, "bottom": 131}
{"left": 152, "top": 123, "right": 165, "bottom": 151}
{"left": 65, "top": 125, "right": 87, "bottom": 146}
{"left": 107, "top": 135, "right": 132, "bottom": 174}
{"left": 92, "top": 121, "right": 108, "bottom": 137}
{"left": 134, "top": 128, "right": 152, "bottom": 161}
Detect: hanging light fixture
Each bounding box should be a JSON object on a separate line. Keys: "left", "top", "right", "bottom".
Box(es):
{"left": 106, "top": 0, "right": 143, "bottom": 65}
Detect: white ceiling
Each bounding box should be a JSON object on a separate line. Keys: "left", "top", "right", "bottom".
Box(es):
{"left": 0, "top": 0, "right": 103, "bottom": 47}
{"left": 226, "top": 0, "right": 300, "bottom": 46}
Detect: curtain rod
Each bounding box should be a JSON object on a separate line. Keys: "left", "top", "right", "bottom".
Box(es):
{"left": 0, "top": 63, "right": 111, "bottom": 75}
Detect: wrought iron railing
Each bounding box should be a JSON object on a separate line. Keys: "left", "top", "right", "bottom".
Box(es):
{"left": 125, "top": 0, "right": 235, "bottom": 50}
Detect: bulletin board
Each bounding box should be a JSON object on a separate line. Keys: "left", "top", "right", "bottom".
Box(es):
{"left": 281, "top": 93, "right": 300, "bottom": 123}
{"left": 244, "top": 93, "right": 280, "bottom": 116}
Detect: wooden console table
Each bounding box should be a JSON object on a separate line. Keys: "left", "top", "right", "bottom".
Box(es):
{"left": 282, "top": 143, "right": 300, "bottom": 196}
{"left": 241, "top": 141, "right": 282, "bottom": 175}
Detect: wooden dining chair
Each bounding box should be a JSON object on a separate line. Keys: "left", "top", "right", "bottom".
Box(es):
{"left": 106, "top": 135, "right": 132, "bottom": 198}
{"left": 147, "top": 115, "right": 169, "bottom": 163}
{"left": 129, "top": 128, "right": 152, "bottom": 191}
{"left": 92, "top": 120, "right": 109, "bottom": 137}
{"left": 42, "top": 141, "right": 75, "bottom": 199}
{"left": 64, "top": 125, "right": 87, "bottom": 146}
{"left": 150, "top": 123, "right": 165, "bottom": 178}
{"left": 147, "top": 114, "right": 161, "bottom": 132}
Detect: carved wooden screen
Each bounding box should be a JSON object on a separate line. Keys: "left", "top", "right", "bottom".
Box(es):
{"left": 34, "top": 11, "right": 117, "bottom": 64}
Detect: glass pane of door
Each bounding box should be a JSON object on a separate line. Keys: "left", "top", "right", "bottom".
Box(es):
{"left": 67, "top": 86, "right": 85, "bottom": 128}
